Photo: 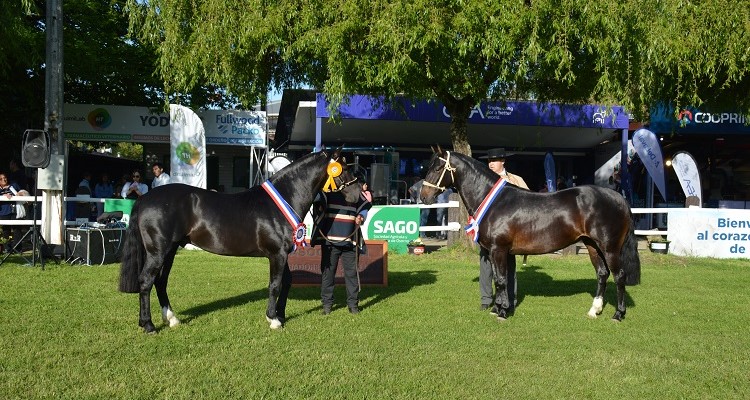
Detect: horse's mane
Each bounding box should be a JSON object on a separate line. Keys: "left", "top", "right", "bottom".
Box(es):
{"left": 268, "top": 151, "right": 325, "bottom": 183}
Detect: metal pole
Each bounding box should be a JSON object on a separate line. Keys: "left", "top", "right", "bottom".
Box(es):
{"left": 43, "top": 0, "right": 66, "bottom": 245}
{"left": 45, "top": 0, "right": 64, "bottom": 154}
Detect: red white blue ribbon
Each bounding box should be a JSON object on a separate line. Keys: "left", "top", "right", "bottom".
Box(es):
{"left": 465, "top": 178, "right": 507, "bottom": 243}
{"left": 262, "top": 180, "right": 307, "bottom": 251}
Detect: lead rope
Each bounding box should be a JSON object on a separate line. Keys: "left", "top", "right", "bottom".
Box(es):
{"left": 355, "top": 227, "right": 361, "bottom": 295}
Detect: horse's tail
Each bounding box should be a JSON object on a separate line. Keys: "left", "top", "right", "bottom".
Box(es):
{"left": 118, "top": 204, "right": 144, "bottom": 293}
{"left": 621, "top": 218, "right": 641, "bottom": 286}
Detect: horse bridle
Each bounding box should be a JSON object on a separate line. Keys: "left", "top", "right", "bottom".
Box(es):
{"left": 330, "top": 174, "right": 358, "bottom": 192}
{"left": 327, "top": 155, "right": 359, "bottom": 193}
{"left": 423, "top": 151, "right": 456, "bottom": 191}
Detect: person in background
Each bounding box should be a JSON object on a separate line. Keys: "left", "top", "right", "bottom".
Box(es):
{"left": 311, "top": 187, "right": 371, "bottom": 315}
{"left": 8, "top": 159, "right": 28, "bottom": 192}
{"left": 538, "top": 181, "right": 549, "bottom": 193}
{"left": 113, "top": 173, "right": 129, "bottom": 199}
{"left": 78, "top": 171, "right": 92, "bottom": 193}
{"left": 408, "top": 177, "right": 430, "bottom": 238}
{"left": 93, "top": 173, "right": 113, "bottom": 216}
{"left": 361, "top": 182, "right": 373, "bottom": 203}
{"left": 151, "top": 162, "right": 171, "bottom": 189}
{"left": 435, "top": 187, "right": 453, "bottom": 240}
{"left": 121, "top": 170, "right": 148, "bottom": 199}
{"left": 478, "top": 148, "right": 529, "bottom": 314}
{"left": 0, "top": 172, "right": 21, "bottom": 249}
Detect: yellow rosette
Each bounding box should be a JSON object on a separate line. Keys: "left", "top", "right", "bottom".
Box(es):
{"left": 322, "top": 161, "right": 343, "bottom": 192}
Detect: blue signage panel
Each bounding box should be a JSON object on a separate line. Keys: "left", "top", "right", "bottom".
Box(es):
{"left": 649, "top": 104, "right": 750, "bottom": 134}
{"left": 317, "top": 94, "right": 629, "bottom": 130}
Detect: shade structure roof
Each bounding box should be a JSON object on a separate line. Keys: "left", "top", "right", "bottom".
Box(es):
{"left": 279, "top": 92, "right": 630, "bottom": 153}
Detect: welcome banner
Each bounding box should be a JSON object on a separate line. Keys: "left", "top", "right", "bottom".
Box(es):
{"left": 170, "top": 105, "right": 206, "bottom": 189}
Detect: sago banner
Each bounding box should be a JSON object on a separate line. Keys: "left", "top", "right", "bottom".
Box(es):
{"left": 361, "top": 206, "right": 420, "bottom": 254}
{"left": 170, "top": 104, "right": 206, "bottom": 189}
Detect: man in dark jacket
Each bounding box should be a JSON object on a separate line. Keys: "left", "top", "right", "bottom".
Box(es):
{"left": 311, "top": 190, "right": 371, "bottom": 315}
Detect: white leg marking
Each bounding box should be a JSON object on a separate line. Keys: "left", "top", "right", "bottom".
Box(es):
{"left": 266, "top": 316, "right": 283, "bottom": 330}
{"left": 162, "top": 306, "right": 181, "bottom": 327}
{"left": 587, "top": 296, "right": 604, "bottom": 319}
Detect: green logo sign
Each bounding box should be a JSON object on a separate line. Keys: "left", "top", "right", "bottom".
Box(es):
{"left": 366, "top": 206, "right": 420, "bottom": 254}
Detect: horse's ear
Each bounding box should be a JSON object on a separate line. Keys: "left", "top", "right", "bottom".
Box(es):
{"left": 332, "top": 145, "right": 344, "bottom": 160}
{"left": 431, "top": 144, "right": 443, "bottom": 154}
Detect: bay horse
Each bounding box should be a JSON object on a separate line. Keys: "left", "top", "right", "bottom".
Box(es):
{"left": 118, "top": 148, "right": 361, "bottom": 333}
{"left": 420, "top": 147, "right": 641, "bottom": 321}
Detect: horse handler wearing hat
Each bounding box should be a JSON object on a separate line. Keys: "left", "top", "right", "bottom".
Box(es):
{"left": 479, "top": 148, "right": 529, "bottom": 314}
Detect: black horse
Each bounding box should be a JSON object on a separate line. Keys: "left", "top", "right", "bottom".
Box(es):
{"left": 420, "top": 147, "right": 640, "bottom": 321}
{"left": 119, "top": 148, "right": 361, "bottom": 333}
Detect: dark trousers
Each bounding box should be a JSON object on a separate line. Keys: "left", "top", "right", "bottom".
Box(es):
{"left": 321, "top": 244, "right": 360, "bottom": 308}
{"left": 419, "top": 208, "right": 430, "bottom": 237}
{"left": 479, "top": 246, "right": 517, "bottom": 310}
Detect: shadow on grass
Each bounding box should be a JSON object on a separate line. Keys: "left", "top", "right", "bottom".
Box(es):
{"left": 287, "top": 269, "right": 438, "bottom": 321}
{"left": 178, "top": 288, "right": 269, "bottom": 326}
{"left": 177, "top": 270, "right": 438, "bottom": 325}
{"left": 517, "top": 265, "right": 636, "bottom": 310}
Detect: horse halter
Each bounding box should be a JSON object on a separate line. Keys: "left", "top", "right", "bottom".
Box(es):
{"left": 330, "top": 174, "right": 358, "bottom": 192}
{"left": 423, "top": 151, "right": 456, "bottom": 191}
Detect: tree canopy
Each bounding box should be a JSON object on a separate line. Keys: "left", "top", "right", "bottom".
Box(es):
{"left": 0, "top": 0, "right": 168, "bottom": 161}
{"left": 127, "top": 0, "right": 750, "bottom": 155}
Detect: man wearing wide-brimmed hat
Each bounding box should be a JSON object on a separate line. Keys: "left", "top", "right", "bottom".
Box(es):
{"left": 479, "top": 148, "right": 528, "bottom": 315}
{"left": 480, "top": 148, "right": 528, "bottom": 188}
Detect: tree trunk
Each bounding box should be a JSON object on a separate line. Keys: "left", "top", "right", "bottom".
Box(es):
{"left": 444, "top": 99, "right": 474, "bottom": 248}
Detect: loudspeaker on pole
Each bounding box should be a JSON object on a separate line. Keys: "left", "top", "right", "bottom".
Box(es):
{"left": 22, "top": 129, "right": 51, "bottom": 169}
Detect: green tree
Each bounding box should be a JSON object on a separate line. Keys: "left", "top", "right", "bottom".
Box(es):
{"left": 125, "top": 0, "right": 312, "bottom": 109}
{"left": 128, "top": 0, "right": 750, "bottom": 152}
{"left": 0, "top": 0, "right": 170, "bottom": 162}
{"left": 0, "top": 0, "right": 45, "bottom": 161}
{"left": 130, "top": 0, "right": 749, "bottom": 244}
{"left": 0, "top": 0, "right": 245, "bottom": 166}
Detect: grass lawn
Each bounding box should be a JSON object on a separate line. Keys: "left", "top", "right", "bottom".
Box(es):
{"left": 1, "top": 247, "right": 749, "bottom": 399}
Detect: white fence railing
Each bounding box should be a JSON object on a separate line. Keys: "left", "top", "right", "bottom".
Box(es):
{"left": 0, "top": 196, "right": 108, "bottom": 227}
{"left": 413, "top": 202, "right": 674, "bottom": 237}
{"left": 0, "top": 196, "right": 698, "bottom": 237}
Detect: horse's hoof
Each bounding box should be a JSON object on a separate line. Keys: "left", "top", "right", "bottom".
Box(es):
{"left": 162, "top": 308, "right": 180, "bottom": 327}
{"left": 611, "top": 312, "right": 625, "bottom": 322}
{"left": 142, "top": 322, "right": 157, "bottom": 334}
{"left": 266, "top": 316, "right": 283, "bottom": 330}
{"left": 586, "top": 310, "right": 599, "bottom": 319}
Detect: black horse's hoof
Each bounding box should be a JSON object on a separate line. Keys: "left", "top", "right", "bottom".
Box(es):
{"left": 496, "top": 308, "right": 510, "bottom": 320}
{"left": 141, "top": 321, "right": 157, "bottom": 333}
{"left": 611, "top": 310, "right": 625, "bottom": 322}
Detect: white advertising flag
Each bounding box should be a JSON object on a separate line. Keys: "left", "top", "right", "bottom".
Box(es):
{"left": 633, "top": 128, "right": 667, "bottom": 200}
{"left": 672, "top": 151, "right": 702, "bottom": 206}
{"left": 169, "top": 105, "right": 206, "bottom": 188}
